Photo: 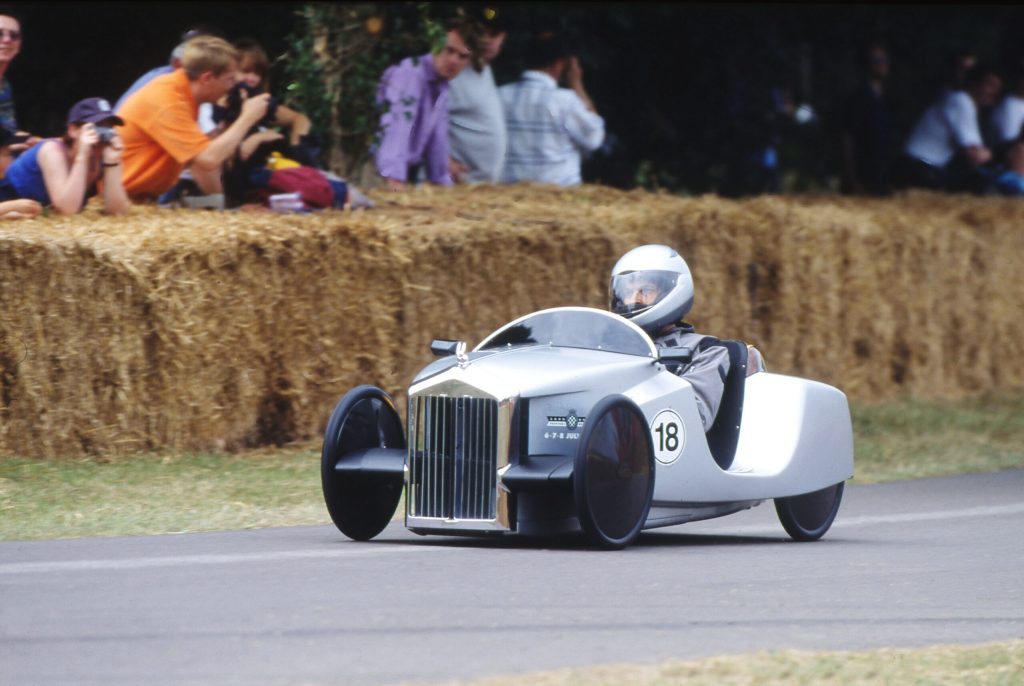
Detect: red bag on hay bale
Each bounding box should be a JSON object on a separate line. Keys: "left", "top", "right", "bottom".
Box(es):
{"left": 264, "top": 167, "right": 334, "bottom": 209}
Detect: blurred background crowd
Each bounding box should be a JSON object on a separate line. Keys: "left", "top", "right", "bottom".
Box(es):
{"left": 5, "top": 2, "right": 1024, "bottom": 203}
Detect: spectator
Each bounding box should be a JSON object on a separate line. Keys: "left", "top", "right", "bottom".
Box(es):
{"left": 900, "top": 62, "right": 1002, "bottom": 192}
{"left": 118, "top": 35, "right": 271, "bottom": 202}
{"left": 0, "top": 98, "right": 129, "bottom": 215}
{"left": 202, "top": 39, "right": 360, "bottom": 210}
{"left": 722, "top": 85, "right": 801, "bottom": 197}
{"left": 0, "top": 195, "right": 37, "bottom": 218}
{"left": 939, "top": 49, "right": 977, "bottom": 97}
{"left": 0, "top": 9, "right": 37, "bottom": 155}
{"left": 989, "top": 63, "right": 1024, "bottom": 150}
{"left": 991, "top": 135, "right": 1024, "bottom": 196}
{"left": 840, "top": 42, "right": 894, "bottom": 196}
{"left": 116, "top": 27, "right": 222, "bottom": 206}
{"left": 0, "top": 9, "right": 18, "bottom": 134}
{"left": 0, "top": 122, "right": 13, "bottom": 174}
{"left": 233, "top": 39, "right": 311, "bottom": 148}
{"left": 448, "top": 7, "right": 508, "bottom": 183}
{"left": 374, "top": 18, "right": 477, "bottom": 191}
{"left": 500, "top": 30, "right": 605, "bottom": 186}
{"left": 204, "top": 38, "right": 315, "bottom": 165}
{"left": 114, "top": 27, "right": 216, "bottom": 113}
{"left": 0, "top": 126, "right": 39, "bottom": 218}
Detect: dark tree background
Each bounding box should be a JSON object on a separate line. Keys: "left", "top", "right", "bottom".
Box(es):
{"left": 6, "top": 1, "right": 297, "bottom": 134}
{"left": 7, "top": 2, "right": 1024, "bottom": 195}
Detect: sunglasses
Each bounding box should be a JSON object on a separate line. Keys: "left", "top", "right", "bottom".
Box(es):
{"left": 0, "top": 29, "right": 21, "bottom": 41}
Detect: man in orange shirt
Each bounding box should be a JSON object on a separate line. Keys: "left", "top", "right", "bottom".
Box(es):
{"left": 118, "top": 35, "right": 270, "bottom": 201}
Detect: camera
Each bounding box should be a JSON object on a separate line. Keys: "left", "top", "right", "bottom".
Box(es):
{"left": 213, "top": 82, "right": 278, "bottom": 129}
{"left": 96, "top": 127, "right": 116, "bottom": 144}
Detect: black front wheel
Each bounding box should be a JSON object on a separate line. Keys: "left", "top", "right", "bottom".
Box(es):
{"left": 573, "top": 395, "right": 655, "bottom": 550}
{"left": 774, "top": 482, "right": 845, "bottom": 541}
{"left": 321, "top": 385, "right": 405, "bottom": 541}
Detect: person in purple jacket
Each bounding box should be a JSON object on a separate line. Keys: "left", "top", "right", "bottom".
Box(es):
{"left": 373, "top": 19, "right": 477, "bottom": 191}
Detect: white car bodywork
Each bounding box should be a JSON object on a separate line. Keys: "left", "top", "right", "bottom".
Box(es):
{"left": 321, "top": 306, "right": 855, "bottom": 548}
{"left": 409, "top": 307, "right": 853, "bottom": 532}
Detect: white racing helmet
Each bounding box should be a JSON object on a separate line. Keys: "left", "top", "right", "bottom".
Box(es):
{"left": 609, "top": 244, "right": 694, "bottom": 335}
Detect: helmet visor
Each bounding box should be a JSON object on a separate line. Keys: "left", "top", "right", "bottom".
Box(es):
{"left": 610, "top": 270, "right": 679, "bottom": 318}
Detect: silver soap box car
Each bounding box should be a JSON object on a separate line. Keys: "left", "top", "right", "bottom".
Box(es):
{"left": 321, "top": 306, "right": 854, "bottom": 549}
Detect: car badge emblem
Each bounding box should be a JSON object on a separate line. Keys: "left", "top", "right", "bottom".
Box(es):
{"left": 546, "top": 412, "right": 585, "bottom": 429}
{"left": 456, "top": 341, "right": 469, "bottom": 368}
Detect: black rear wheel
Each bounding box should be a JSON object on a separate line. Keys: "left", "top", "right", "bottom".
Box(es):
{"left": 321, "top": 385, "right": 405, "bottom": 541}
{"left": 574, "top": 395, "right": 655, "bottom": 550}
{"left": 774, "top": 482, "right": 845, "bottom": 541}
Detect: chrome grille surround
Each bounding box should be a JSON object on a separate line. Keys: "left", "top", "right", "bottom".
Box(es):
{"left": 406, "top": 376, "right": 514, "bottom": 532}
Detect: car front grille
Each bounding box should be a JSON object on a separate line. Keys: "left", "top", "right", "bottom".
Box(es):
{"left": 408, "top": 394, "right": 500, "bottom": 521}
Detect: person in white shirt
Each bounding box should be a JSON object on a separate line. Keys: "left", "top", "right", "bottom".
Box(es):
{"left": 448, "top": 8, "right": 507, "bottom": 184}
{"left": 499, "top": 30, "right": 604, "bottom": 186}
{"left": 989, "top": 65, "right": 1024, "bottom": 149}
{"left": 900, "top": 62, "right": 1001, "bottom": 191}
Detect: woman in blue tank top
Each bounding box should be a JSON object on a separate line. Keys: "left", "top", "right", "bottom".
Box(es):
{"left": 0, "top": 97, "right": 129, "bottom": 215}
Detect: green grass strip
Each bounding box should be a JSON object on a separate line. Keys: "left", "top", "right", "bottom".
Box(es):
{"left": 852, "top": 390, "right": 1024, "bottom": 483}
{"left": 0, "top": 447, "right": 324, "bottom": 540}
{"left": 407, "top": 640, "right": 1024, "bottom": 686}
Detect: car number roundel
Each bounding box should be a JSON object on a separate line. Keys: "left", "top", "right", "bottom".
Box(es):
{"left": 650, "top": 409, "right": 684, "bottom": 464}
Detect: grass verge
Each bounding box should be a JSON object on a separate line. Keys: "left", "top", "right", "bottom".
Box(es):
{"left": 1, "top": 391, "right": 1022, "bottom": 541}
{"left": 851, "top": 389, "right": 1024, "bottom": 482}
{"left": 402, "top": 640, "right": 1024, "bottom": 686}
{"left": 0, "top": 445, "right": 324, "bottom": 540}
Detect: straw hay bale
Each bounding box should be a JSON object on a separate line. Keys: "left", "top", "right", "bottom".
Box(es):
{"left": 1, "top": 186, "right": 1023, "bottom": 457}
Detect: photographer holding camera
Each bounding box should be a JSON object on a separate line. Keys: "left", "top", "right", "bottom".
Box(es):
{"left": 207, "top": 80, "right": 286, "bottom": 205}
{"left": 118, "top": 36, "right": 272, "bottom": 204}
{"left": 211, "top": 81, "right": 284, "bottom": 158}
{"left": 0, "top": 97, "right": 129, "bottom": 215}
{"left": 204, "top": 38, "right": 316, "bottom": 168}
{"left": 216, "top": 39, "right": 314, "bottom": 158}
{"left": 197, "top": 37, "right": 355, "bottom": 209}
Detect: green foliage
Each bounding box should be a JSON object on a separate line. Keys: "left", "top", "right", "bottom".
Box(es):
{"left": 279, "top": 2, "right": 447, "bottom": 177}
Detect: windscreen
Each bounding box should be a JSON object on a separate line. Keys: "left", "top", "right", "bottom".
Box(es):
{"left": 476, "top": 308, "right": 656, "bottom": 357}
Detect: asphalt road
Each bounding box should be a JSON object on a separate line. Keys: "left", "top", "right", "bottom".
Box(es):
{"left": 1, "top": 470, "right": 1022, "bottom": 686}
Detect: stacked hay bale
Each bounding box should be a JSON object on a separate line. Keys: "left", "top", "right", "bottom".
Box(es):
{"left": 1, "top": 186, "right": 1022, "bottom": 457}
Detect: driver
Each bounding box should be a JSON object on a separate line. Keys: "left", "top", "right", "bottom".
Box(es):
{"left": 609, "top": 244, "right": 730, "bottom": 432}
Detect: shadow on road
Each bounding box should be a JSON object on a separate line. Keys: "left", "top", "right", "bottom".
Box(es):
{"left": 343, "top": 528, "right": 797, "bottom": 552}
